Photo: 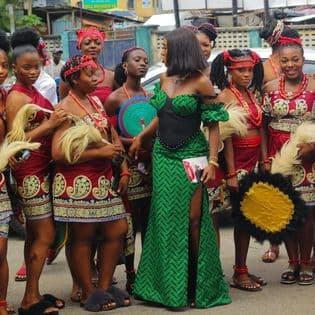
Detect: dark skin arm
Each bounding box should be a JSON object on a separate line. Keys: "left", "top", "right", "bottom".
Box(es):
{"left": 129, "top": 116, "right": 158, "bottom": 160}
{"left": 6, "top": 91, "right": 68, "bottom": 141}
{"left": 59, "top": 79, "right": 70, "bottom": 100}
{"left": 51, "top": 105, "right": 129, "bottom": 194}
{"left": 296, "top": 76, "right": 315, "bottom": 162}
{"left": 197, "top": 74, "right": 218, "bottom": 184}
{"left": 104, "top": 91, "right": 133, "bottom": 146}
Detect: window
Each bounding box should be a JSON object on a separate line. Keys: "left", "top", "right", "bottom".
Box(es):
{"left": 128, "top": 0, "right": 135, "bottom": 9}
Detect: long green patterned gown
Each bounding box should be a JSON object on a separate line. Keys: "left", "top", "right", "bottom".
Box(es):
{"left": 133, "top": 85, "right": 231, "bottom": 308}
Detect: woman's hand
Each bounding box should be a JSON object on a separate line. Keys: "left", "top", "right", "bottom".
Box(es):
{"left": 45, "top": 106, "right": 68, "bottom": 129}
{"left": 201, "top": 164, "right": 216, "bottom": 184}
{"left": 297, "top": 143, "right": 315, "bottom": 163}
{"left": 117, "top": 175, "right": 129, "bottom": 195}
{"left": 226, "top": 176, "right": 239, "bottom": 192}
{"left": 100, "top": 144, "right": 122, "bottom": 160}
{"left": 8, "top": 156, "right": 24, "bottom": 170}
{"left": 260, "top": 160, "right": 271, "bottom": 173}
{"left": 129, "top": 137, "right": 142, "bottom": 160}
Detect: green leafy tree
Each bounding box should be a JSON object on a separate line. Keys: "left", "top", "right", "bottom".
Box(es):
{"left": 0, "top": 0, "right": 46, "bottom": 33}
{"left": 16, "top": 14, "right": 47, "bottom": 33}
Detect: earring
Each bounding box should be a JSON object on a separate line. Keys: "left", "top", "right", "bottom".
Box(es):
{"left": 124, "top": 68, "right": 128, "bottom": 76}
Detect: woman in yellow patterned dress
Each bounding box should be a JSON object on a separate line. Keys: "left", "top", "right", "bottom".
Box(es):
{"left": 52, "top": 55, "right": 130, "bottom": 312}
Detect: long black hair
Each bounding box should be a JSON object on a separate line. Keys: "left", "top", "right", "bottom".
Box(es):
{"left": 165, "top": 27, "right": 208, "bottom": 78}
{"left": 210, "top": 49, "right": 264, "bottom": 92}
{"left": 114, "top": 47, "right": 147, "bottom": 87}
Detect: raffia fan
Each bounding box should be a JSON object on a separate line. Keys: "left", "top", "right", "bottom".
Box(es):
{"left": 0, "top": 139, "right": 40, "bottom": 172}
{"left": 60, "top": 120, "right": 111, "bottom": 164}
{"left": 7, "top": 104, "right": 53, "bottom": 142}
{"left": 271, "top": 121, "right": 315, "bottom": 176}
{"left": 203, "top": 102, "right": 248, "bottom": 143}
{"left": 231, "top": 121, "right": 315, "bottom": 244}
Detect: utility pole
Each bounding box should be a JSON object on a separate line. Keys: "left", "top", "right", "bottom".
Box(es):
{"left": 26, "top": 0, "right": 32, "bottom": 15}
{"left": 6, "top": 4, "right": 15, "bottom": 33}
{"left": 173, "top": 0, "right": 180, "bottom": 28}
{"left": 264, "top": 0, "right": 270, "bottom": 24}
{"left": 232, "top": 0, "right": 237, "bottom": 26}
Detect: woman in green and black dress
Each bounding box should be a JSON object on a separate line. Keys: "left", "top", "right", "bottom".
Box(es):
{"left": 129, "top": 27, "right": 231, "bottom": 309}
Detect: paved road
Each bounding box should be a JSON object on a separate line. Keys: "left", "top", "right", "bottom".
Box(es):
{"left": 6, "top": 228, "right": 315, "bottom": 314}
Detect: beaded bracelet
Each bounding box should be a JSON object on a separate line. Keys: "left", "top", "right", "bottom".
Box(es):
{"left": 260, "top": 159, "right": 271, "bottom": 165}
{"left": 226, "top": 171, "right": 237, "bottom": 179}
{"left": 121, "top": 171, "right": 132, "bottom": 177}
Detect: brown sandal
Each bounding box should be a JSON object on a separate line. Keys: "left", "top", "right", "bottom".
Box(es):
{"left": 281, "top": 259, "right": 299, "bottom": 284}
{"left": 230, "top": 266, "right": 262, "bottom": 292}
{"left": 298, "top": 260, "right": 314, "bottom": 285}
{"left": 248, "top": 273, "right": 267, "bottom": 286}
{"left": 261, "top": 247, "right": 279, "bottom": 263}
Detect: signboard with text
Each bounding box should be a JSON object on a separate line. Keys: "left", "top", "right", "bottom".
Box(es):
{"left": 83, "top": 0, "right": 118, "bottom": 11}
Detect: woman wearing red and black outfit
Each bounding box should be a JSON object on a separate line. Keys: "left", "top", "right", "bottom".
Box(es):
{"left": 52, "top": 55, "right": 130, "bottom": 311}
{"left": 105, "top": 47, "right": 151, "bottom": 293}
{"left": 211, "top": 49, "right": 267, "bottom": 291}
{"left": 259, "top": 20, "right": 303, "bottom": 263}
{"left": 263, "top": 34, "right": 315, "bottom": 285}
{"left": 6, "top": 28, "right": 67, "bottom": 315}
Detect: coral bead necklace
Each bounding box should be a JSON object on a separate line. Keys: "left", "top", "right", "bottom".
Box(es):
{"left": 230, "top": 81, "right": 262, "bottom": 128}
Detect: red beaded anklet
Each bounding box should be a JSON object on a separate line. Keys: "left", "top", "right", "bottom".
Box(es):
{"left": 0, "top": 300, "right": 7, "bottom": 307}
{"left": 233, "top": 265, "right": 248, "bottom": 274}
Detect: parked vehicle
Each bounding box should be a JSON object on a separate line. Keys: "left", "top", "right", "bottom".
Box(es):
{"left": 142, "top": 48, "right": 315, "bottom": 91}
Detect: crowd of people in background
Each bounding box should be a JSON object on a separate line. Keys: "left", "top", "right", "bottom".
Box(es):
{"left": 0, "top": 17, "right": 314, "bottom": 315}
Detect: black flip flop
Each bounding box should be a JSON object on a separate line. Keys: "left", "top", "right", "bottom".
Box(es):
{"left": 18, "top": 300, "right": 58, "bottom": 315}
{"left": 42, "top": 294, "right": 65, "bottom": 309}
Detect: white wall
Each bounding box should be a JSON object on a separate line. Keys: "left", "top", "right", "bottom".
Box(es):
{"left": 161, "top": 0, "right": 315, "bottom": 11}
{"left": 161, "top": 0, "right": 243, "bottom": 10}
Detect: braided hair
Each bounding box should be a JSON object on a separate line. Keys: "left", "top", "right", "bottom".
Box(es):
{"left": 114, "top": 47, "right": 147, "bottom": 87}
{"left": 0, "top": 29, "right": 10, "bottom": 55}
{"left": 61, "top": 55, "right": 86, "bottom": 88}
{"left": 210, "top": 49, "right": 264, "bottom": 92}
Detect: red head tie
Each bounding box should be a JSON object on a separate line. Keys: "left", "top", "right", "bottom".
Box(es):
{"left": 64, "top": 55, "right": 97, "bottom": 78}
{"left": 77, "top": 27, "right": 106, "bottom": 48}
{"left": 251, "top": 51, "right": 260, "bottom": 65}
{"left": 38, "top": 37, "right": 50, "bottom": 66}
{"left": 224, "top": 50, "right": 260, "bottom": 70}
{"left": 223, "top": 51, "right": 230, "bottom": 63}
{"left": 266, "top": 20, "right": 284, "bottom": 46}
{"left": 278, "top": 35, "right": 302, "bottom": 46}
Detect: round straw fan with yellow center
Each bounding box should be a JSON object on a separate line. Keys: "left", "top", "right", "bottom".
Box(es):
{"left": 231, "top": 172, "right": 307, "bottom": 244}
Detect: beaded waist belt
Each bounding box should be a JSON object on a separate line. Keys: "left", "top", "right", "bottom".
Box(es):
{"left": 269, "top": 119, "right": 301, "bottom": 133}
{"left": 232, "top": 135, "right": 261, "bottom": 148}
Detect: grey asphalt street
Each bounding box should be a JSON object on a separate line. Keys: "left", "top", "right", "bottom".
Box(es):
{"left": 6, "top": 228, "right": 315, "bottom": 314}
